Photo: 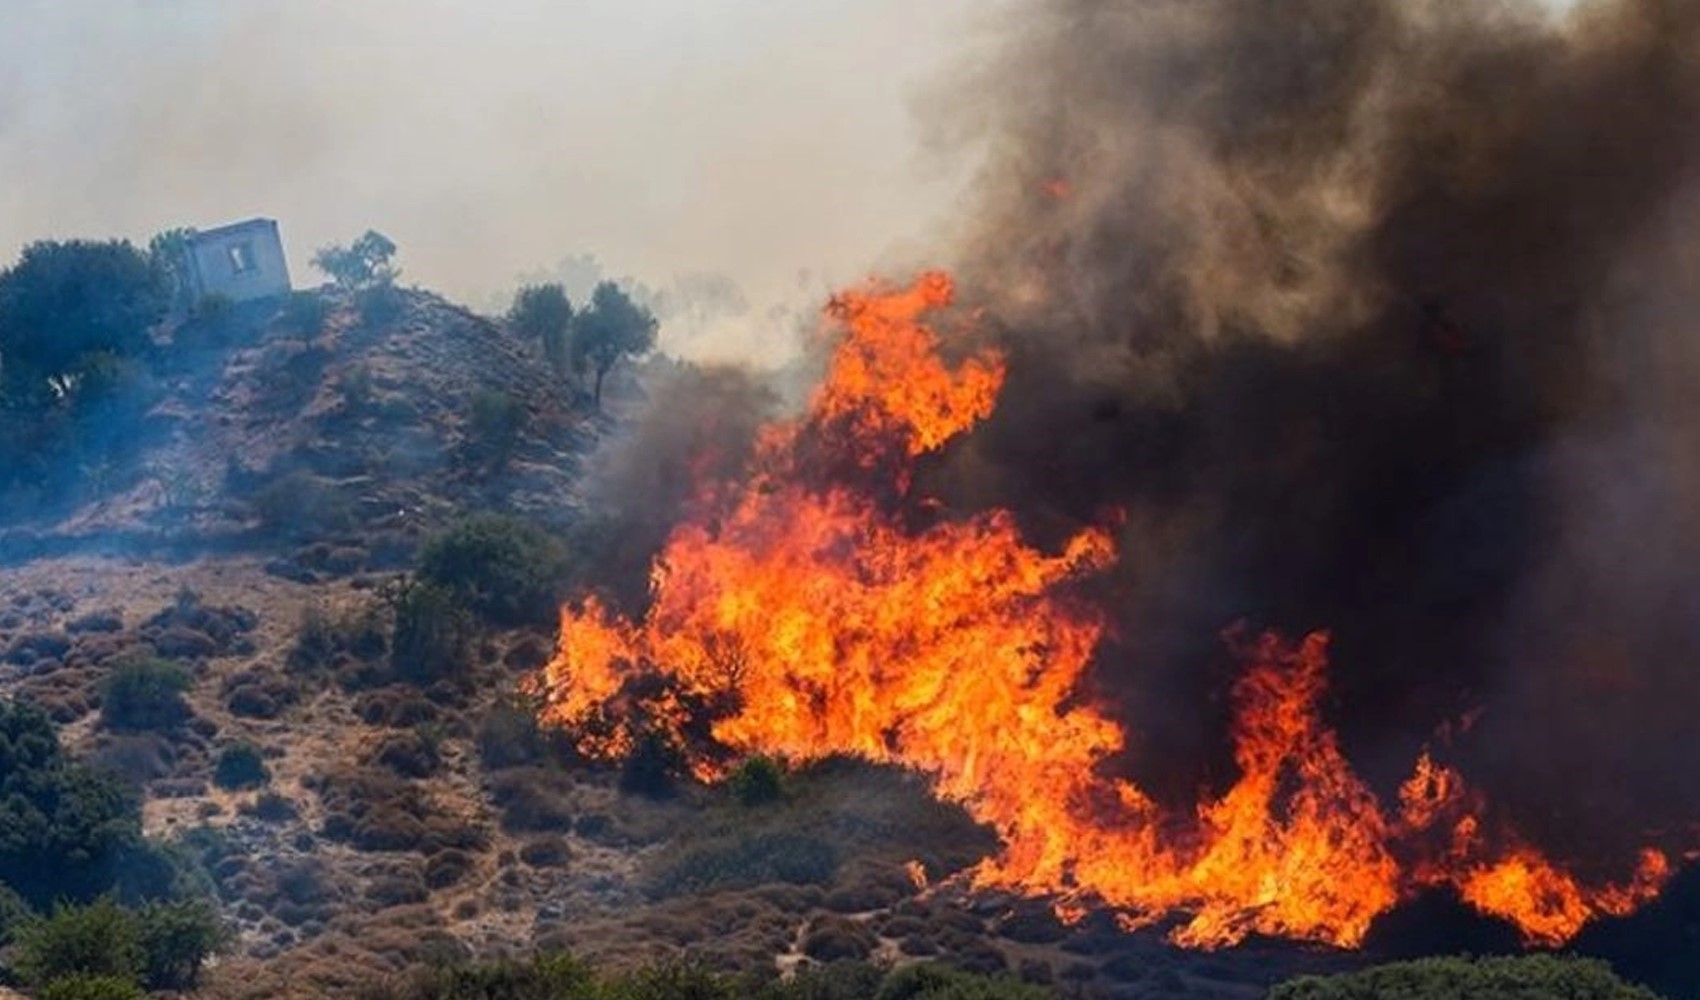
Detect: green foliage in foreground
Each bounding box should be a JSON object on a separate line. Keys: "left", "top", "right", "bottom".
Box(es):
{"left": 35, "top": 974, "right": 146, "bottom": 1000}
{"left": 11, "top": 896, "right": 225, "bottom": 993}
{"left": 1271, "top": 955, "right": 1666, "bottom": 1000}
{"left": 360, "top": 955, "right": 1051, "bottom": 1000}
{"left": 0, "top": 701, "right": 138, "bottom": 908}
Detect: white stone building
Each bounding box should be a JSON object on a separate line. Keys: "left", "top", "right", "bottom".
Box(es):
{"left": 184, "top": 218, "right": 292, "bottom": 303}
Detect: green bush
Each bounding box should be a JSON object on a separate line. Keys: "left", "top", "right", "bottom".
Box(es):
{"left": 466, "top": 390, "right": 528, "bottom": 469}
{"left": 290, "top": 601, "right": 387, "bottom": 672}
{"left": 648, "top": 830, "right": 839, "bottom": 898}
{"left": 391, "top": 581, "right": 474, "bottom": 683}
{"left": 35, "top": 974, "right": 145, "bottom": 1000}
{"left": 0, "top": 239, "right": 169, "bottom": 382}
{"left": 174, "top": 294, "right": 237, "bottom": 351}
{"left": 357, "top": 282, "right": 406, "bottom": 327}
{"left": 134, "top": 897, "right": 225, "bottom": 990}
{"left": 0, "top": 702, "right": 140, "bottom": 907}
{"left": 357, "top": 956, "right": 1046, "bottom": 1000}
{"left": 250, "top": 470, "right": 355, "bottom": 540}
{"left": 10, "top": 896, "right": 222, "bottom": 993}
{"left": 100, "top": 655, "right": 192, "bottom": 731}
{"left": 0, "top": 881, "right": 33, "bottom": 946}
{"left": 283, "top": 289, "right": 329, "bottom": 334}
{"left": 508, "top": 283, "right": 574, "bottom": 375}
{"left": 873, "top": 964, "right": 1051, "bottom": 1000}
{"left": 395, "top": 952, "right": 597, "bottom": 1000}
{"left": 1271, "top": 956, "right": 1665, "bottom": 1000}
{"left": 477, "top": 695, "right": 553, "bottom": 770}
{"left": 729, "top": 755, "right": 786, "bottom": 807}
{"left": 416, "top": 515, "right": 571, "bottom": 628}
{"left": 313, "top": 230, "right": 398, "bottom": 290}
{"left": 212, "top": 741, "right": 269, "bottom": 790}
{"left": 12, "top": 898, "right": 144, "bottom": 988}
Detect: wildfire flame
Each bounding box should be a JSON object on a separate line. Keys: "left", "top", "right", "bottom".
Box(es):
{"left": 533, "top": 272, "right": 1671, "bottom": 949}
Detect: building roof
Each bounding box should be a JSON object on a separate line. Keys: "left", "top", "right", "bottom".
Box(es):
{"left": 190, "top": 217, "right": 279, "bottom": 243}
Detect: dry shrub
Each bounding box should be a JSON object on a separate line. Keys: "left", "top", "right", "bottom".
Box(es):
{"left": 423, "top": 851, "right": 472, "bottom": 890}
{"left": 369, "top": 730, "right": 441, "bottom": 779}
{"left": 516, "top": 838, "right": 569, "bottom": 868}
{"left": 364, "top": 873, "right": 429, "bottom": 910}
{"left": 353, "top": 687, "right": 439, "bottom": 728}
{"left": 488, "top": 769, "right": 575, "bottom": 833}
{"left": 801, "top": 915, "right": 878, "bottom": 963}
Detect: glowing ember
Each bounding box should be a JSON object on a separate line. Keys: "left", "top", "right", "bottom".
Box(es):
{"left": 532, "top": 272, "right": 1671, "bottom": 949}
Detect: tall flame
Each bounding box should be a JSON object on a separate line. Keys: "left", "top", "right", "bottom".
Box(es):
{"left": 533, "top": 272, "right": 1670, "bottom": 949}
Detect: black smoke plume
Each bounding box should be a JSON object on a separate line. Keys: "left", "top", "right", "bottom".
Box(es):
{"left": 921, "top": 0, "right": 1700, "bottom": 866}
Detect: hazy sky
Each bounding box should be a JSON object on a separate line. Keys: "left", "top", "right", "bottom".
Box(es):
{"left": 0, "top": 0, "right": 984, "bottom": 359}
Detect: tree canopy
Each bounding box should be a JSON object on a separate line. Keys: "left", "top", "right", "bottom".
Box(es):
{"left": 0, "top": 240, "right": 169, "bottom": 385}
{"left": 312, "top": 230, "right": 398, "bottom": 290}
{"left": 0, "top": 701, "right": 140, "bottom": 908}
{"left": 508, "top": 283, "right": 574, "bottom": 375}
{"left": 571, "top": 281, "right": 657, "bottom": 407}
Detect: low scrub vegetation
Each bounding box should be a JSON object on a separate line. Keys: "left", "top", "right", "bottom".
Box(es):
{"left": 648, "top": 830, "right": 840, "bottom": 898}
{"left": 100, "top": 654, "right": 192, "bottom": 731}
{"left": 389, "top": 580, "right": 475, "bottom": 684}
{"left": 1272, "top": 955, "right": 1666, "bottom": 1000}
{"left": 358, "top": 954, "right": 1049, "bottom": 1000}
{"left": 465, "top": 390, "right": 528, "bottom": 470}
{"left": 415, "top": 514, "right": 572, "bottom": 628}
{"left": 728, "top": 754, "right": 787, "bottom": 807}
{"left": 11, "top": 896, "right": 225, "bottom": 995}
{"left": 212, "top": 741, "right": 269, "bottom": 790}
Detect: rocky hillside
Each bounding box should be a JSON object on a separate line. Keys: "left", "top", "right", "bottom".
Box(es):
{"left": 3, "top": 288, "right": 1314, "bottom": 1000}
{"left": 2, "top": 287, "right": 1691, "bottom": 1000}
{"left": 2, "top": 286, "right": 595, "bottom": 568}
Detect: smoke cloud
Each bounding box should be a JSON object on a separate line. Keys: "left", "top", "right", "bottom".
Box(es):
{"left": 0, "top": 0, "right": 978, "bottom": 362}
{"left": 918, "top": 0, "right": 1700, "bottom": 864}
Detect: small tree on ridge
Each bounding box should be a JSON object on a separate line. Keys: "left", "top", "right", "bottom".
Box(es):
{"left": 571, "top": 281, "right": 657, "bottom": 408}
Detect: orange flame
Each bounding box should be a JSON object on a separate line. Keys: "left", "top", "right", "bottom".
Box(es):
{"left": 533, "top": 272, "right": 1672, "bottom": 949}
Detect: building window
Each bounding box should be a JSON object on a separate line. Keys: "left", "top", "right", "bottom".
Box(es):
{"left": 228, "top": 242, "right": 257, "bottom": 275}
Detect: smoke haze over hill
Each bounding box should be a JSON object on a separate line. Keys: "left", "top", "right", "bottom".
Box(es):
{"left": 0, "top": 0, "right": 981, "bottom": 362}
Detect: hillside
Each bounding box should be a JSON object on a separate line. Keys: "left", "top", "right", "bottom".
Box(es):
{"left": 0, "top": 283, "right": 1692, "bottom": 1000}
{"left": 0, "top": 287, "right": 1196, "bottom": 1000}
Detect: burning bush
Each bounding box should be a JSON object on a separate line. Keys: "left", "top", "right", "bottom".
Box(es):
{"left": 534, "top": 271, "right": 1679, "bottom": 949}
